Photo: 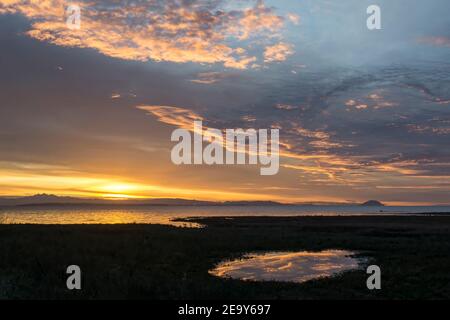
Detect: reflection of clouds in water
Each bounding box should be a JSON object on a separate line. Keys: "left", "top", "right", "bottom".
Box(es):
{"left": 210, "top": 250, "right": 362, "bottom": 283}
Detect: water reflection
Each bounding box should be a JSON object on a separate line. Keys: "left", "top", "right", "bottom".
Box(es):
{"left": 1, "top": 204, "right": 447, "bottom": 226}
{"left": 209, "top": 250, "right": 363, "bottom": 283}
{"left": 0, "top": 207, "right": 201, "bottom": 228}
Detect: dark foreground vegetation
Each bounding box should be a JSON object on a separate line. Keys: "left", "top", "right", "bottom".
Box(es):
{"left": 1, "top": 216, "right": 450, "bottom": 299}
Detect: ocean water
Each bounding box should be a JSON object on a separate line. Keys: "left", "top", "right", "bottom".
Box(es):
{"left": 0, "top": 205, "right": 449, "bottom": 226}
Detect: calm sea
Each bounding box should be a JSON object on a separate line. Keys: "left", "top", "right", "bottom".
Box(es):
{"left": 1, "top": 205, "right": 449, "bottom": 227}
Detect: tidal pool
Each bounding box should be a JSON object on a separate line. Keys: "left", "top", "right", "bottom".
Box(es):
{"left": 209, "top": 250, "right": 364, "bottom": 283}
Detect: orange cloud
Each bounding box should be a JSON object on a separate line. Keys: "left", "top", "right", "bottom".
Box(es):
{"left": 137, "top": 105, "right": 202, "bottom": 130}
{"left": 263, "top": 42, "right": 294, "bottom": 63}
{"left": 1, "top": 0, "right": 295, "bottom": 69}
{"left": 229, "top": 0, "right": 284, "bottom": 40}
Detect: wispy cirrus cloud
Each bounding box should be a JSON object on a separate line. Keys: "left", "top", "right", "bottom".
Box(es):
{"left": 275, "top": 104, "right": 298, "bottom": 111}
{"left": 136, "top": 105, "right": 203, "bottom": 130}
{"left": 0, "top": 0, "right": 296, "bottom": 69}
{"left": 135, "top": 103, "right": 360, "bottom": 182}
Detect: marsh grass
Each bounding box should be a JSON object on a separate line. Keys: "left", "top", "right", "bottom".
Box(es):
{"left": 0, "top": 216, "right": 450, "bottom": 299}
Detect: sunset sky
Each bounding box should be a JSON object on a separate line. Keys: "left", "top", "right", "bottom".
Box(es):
{"left": 1, "top": 0, "right": 450, "bottom": 205}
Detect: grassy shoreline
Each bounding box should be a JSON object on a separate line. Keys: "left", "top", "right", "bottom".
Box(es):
{"left": 1, "top": 216, "right": 450, "bottom": 299}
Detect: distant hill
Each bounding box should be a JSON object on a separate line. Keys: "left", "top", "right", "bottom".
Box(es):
{"left": 0, "top": 194, "right": 286, "bottom": 207}
{"left": 0, "top": 194, "right": 89, "bottom": 206}
{"left": 222, "top": 200, "right": 286, "bottom": 206}
{"left": 293, "top": 201, "right": 357, "bottom": 206}
{"left": 360, "top": 200, "right": 385, "bottom": 207}
{"left": 0, "top": 194, "right": 390, "bottom": 207}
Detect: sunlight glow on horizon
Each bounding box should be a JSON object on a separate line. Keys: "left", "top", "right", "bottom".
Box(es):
{"left": 0, "top": 169, "right": 294, "bottom": 202}
{"left": 0, "top": 165, "right": 448, "bottom": 205}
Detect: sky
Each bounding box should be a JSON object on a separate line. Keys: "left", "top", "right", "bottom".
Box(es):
{"left": 0, "top": 0, "right": 450, "bottom": 205}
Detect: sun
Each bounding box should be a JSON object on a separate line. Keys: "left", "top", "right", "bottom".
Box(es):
{"left": 96, "top": 183, "right": 145, "bottom": 199}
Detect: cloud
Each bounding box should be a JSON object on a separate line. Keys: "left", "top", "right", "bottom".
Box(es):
{"left": 294, "top": 126, "right": 330, "bottom": 140}
{"left": 136, "top": 105, "right": 202, "bottom": 130}
{"left": 418, "top": 36, "right": 450, "bottom": 47}
{"left": 275, "top": 104, "right": 298, "bottom": 110}
{"left": 190, "top": 72, "right": 223, "bottom": 84}
{"left": 344, "top": 93, "right": 397, "bottom": 111}
{"left": 1, "top": 0, "right": 294, "bottom": 69}
{"left": 135, "top": 94, "right": 443, "bottom": 187}
{"left": 345, "top": 100, "right": 357, "bottom": 106}
{"left": 406, "top": 124, "right": 450, "bottom": 135}
{"left": 287, "top": 13, "right": 300, "bottom": 25}
{"left": 241, "top": 115, "right": 256, "bottom": 122}
{"left": 227, "top": 0, "right": 284, "bottom": 40}
{"left": 189, "top": 72, "right": 240, "bottom": 84}
{"left": 263, "top": 42, "right": 294, "bottom": 63}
